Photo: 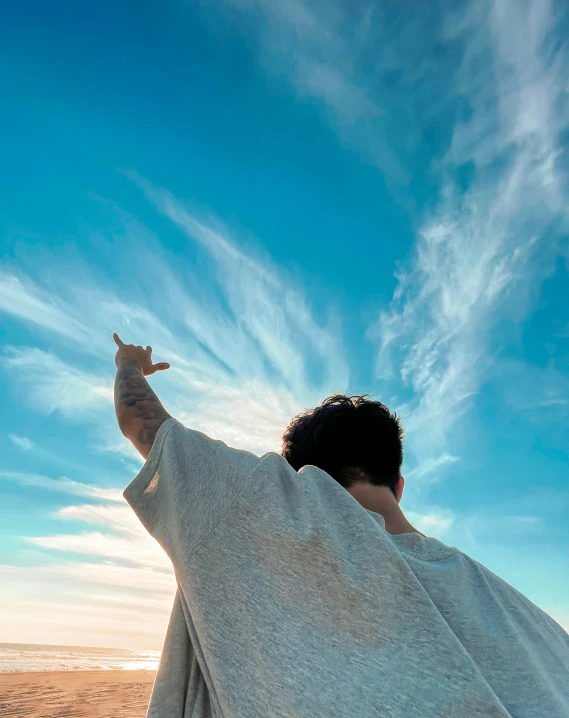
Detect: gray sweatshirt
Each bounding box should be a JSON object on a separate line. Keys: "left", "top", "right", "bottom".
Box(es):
{"left": 125, "top": 418, "right": 569, "bottom": 717}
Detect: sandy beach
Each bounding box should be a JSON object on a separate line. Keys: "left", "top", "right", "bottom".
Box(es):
{"left": 0, "top": 670, "right": 155, "bottom": 718}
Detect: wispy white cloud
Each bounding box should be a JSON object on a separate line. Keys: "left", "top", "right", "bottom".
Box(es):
{"left": 404, "top": 454, "right": 460, "bottom": 482}
{"left": 26, "top": 561, "right": 174, "bottom": 594}
{"left": 8, "top": 433, "right": 33, "bottom": 450}
{"left": 0, "top": 562, "right": 175, "bottom": 613}
{"left": 212, "top": 0, "right": 568, "bottom": 482}
{"left": 3, "top": 346, "right": 114, "bottom": 418}
{"left": 57, "top": 503, "right": 142, "bottom": 534}
{"left": 7, "top": 433, "right": 125, "bottom": 479}
{"left": 129, "top": 172, "right": 349, "bottom": 399}
{"left": 26, "top": 532, "right": 169, "bottom": 571}
{"left": 405, "top": 509, "right": 455, "bottom": 539}
{"left": 1, "top": 345, "right": 129, "bottom": 461}
{"left": 219, "top": 0, "right": 411, "bottom": 181}
{"left": 368, "top": 0, "right": 569, "bottom": 476}
{"left": 0, "top": 471, "right": 123, "bottom": 502}
{"left": 29, "top": 501, "right": 170, "bottom": 571}
{"left": 0, "top": 271, "right": 92, "bottom": 342}
{"left": 2, "top": 176, "right": 349, "bottom": 456}
{"left": 1, "top": 474, "right": 169, "bottom": 580}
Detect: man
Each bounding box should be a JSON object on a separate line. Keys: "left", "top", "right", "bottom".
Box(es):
{"left": 114, "top": 334, "right": 569, "bottom": 718}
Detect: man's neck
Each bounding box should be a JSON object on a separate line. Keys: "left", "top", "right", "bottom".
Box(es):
{"left": 346, "top": 483, "right": 423, "bottom": 536}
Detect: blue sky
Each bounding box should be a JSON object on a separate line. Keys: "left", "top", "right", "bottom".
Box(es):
{"left": 1, "top": 0, "right": 568, "bottom": 649}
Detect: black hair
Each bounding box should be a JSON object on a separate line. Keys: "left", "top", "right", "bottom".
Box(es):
{"left": 281, "top": 394, "right": 404, "bottom": 495}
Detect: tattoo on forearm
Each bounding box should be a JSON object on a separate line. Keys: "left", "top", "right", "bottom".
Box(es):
{"left": 114, "top": 359, "right": 170, "bottom": 451}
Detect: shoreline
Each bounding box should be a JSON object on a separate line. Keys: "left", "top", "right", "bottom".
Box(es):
{"left": 0, "top": 668, "right": 157, "bottom": 674}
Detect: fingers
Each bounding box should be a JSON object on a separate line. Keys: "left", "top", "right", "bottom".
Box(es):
{"left": 145, "top": 362, "right": 170, "bottom": 376}
{"left": 113, "top": 334, "right": 168, "bottom": 373}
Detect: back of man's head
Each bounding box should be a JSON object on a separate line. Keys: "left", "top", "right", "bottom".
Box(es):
{"left": 281, "top": 394, "right": 404, "bottom": 496}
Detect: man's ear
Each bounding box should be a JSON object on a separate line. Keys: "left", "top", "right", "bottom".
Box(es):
{"left": 395, "top": 475, "right": 405, "bottom": 503}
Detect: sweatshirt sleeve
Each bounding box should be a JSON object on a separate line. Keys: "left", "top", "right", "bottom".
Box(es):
{"left": 124, "top": 418, "right": 260, "bottom": 563}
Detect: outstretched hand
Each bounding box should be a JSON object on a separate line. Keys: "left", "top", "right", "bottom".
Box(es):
{"left": 113, "top": 333, "right": 171, "bottom": 376}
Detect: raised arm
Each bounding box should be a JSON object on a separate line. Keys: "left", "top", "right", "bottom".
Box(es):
{"left": 113, "top": 333, "right": 172, "bottom": 459}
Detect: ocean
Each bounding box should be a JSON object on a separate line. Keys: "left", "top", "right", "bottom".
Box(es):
{"left": 0, "top": 643, "right": 161, "bottom": 673}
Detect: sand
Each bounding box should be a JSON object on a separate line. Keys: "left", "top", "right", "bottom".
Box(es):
{"left": 0, "top": 670, "right": 155, "bottom": 718}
